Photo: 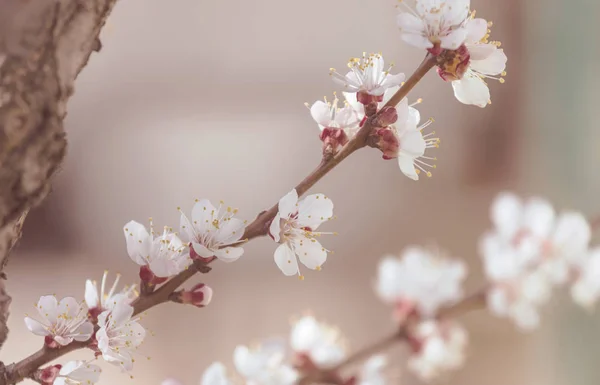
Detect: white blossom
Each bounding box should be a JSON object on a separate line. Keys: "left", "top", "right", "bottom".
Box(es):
{"left": 124, "top": 220, "right": 192, "bottom": 278}
{"left": 54, "top": 361, "right": 101, "bottom": 385}
{"left": 24, "top": 296, "right": 93, "bottom": 346}
{"left": 397, "top": 0, "right": 473, "bottom": 52}
{"left": 407, "top": 321, "right": 467, "bottom": 381}
{"left": 330, "top": 53, "right": 405, "bottom": 97}
{"left": 344, "top": 89, "right": 439, "bottom": 180}
{"left": 358, "top": 355, "right": 387, "bottom": 385}
{"left": 450, "top": 18, "right": 507, "bottom": 107}
{"left": 96, "top": 301, "right": 145, "bottom": 371}
{"left": 234, "top": 343, "right": 298, "bottom": 385}
{"left": 376, "top": 246, "right": 466, "bottom": 317}
{"left": 308, "top": 93, "right": 361, "bottom": 139}
{"left": 201, "top": 362, "right": 232, "bottom": 385}
{"left": 290, "top": 316, "right": 346, "bottom": 368}
{"left": 571, "top": 248, "right": 600, "bottom": 310}
{"left": 85, "top": 271, "right": 138, "bottom": 313}
{"left": 179, "top": 199, "right": 246, "bottom": 263}
{"left": 269, "top": 190, "right": 334, "bottom": 279}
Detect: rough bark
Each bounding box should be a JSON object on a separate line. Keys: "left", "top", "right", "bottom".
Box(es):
{"left": 0, "top": 0, "right": 119, "bottom": 354}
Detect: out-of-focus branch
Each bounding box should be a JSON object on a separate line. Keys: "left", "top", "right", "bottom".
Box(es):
{"left": 0, "top": 0, "right": 119, "bottom": 369}
{"left": 300, "top": 289, "right": 487, "bottom": 385}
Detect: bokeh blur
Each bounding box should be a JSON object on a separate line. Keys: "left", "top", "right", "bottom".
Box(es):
{"left": 4, "top": 0, "right": 600, "bottom": 384}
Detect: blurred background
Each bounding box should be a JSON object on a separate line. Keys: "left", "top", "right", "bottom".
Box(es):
{"left": 3, "top": 0, "right": 600, "bottom": 384}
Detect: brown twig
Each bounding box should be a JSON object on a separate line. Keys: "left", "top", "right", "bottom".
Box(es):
{"left": 1, "top": 55, "right": 436, "bottom": 385}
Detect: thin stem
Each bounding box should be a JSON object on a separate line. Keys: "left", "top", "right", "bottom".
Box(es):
{"left": 2, "top": 55, "right": 436, "bottom": 385}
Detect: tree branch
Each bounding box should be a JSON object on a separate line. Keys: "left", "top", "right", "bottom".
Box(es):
{"left": 0, "top": 0, "right": 120, "bottom": 370}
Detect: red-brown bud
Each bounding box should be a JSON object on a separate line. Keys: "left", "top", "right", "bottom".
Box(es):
{"left": 436, "top": 44, "right": 470, "bottom": 81}
{"left": 372, "top": 106, "right": 398, "bottom": 128}
{"left": 139, "top": 265, "right": 168, "bottom": 285}
{"left": 179, "top": 283, "right": 213, "bottom": 308}
{"left": 320, "top": 127, "right": 349, "bottom": 157}
{"left": 373, "top": 128, "right": 400, "bottom": 160}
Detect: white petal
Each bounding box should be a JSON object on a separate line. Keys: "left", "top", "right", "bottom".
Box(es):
{"left": 408, "top": 106, "right": 421, "bottom": 126}
{"left": 397, "top": 12, "right": 426, "bottom": 33}
{"left": 73, "top": 322, "right": 94, "bottom": 341}
{"left": 470, "top": 48, "right": 507, "bottom": 75}
{"left": 467, "top": 43, "right": 496, "bottom": 61}
{"left": 552, "top": 212, "right": 591, "bottom": 257}
{"left": 522, "top": 197, "right": 555, "bottom": 238}
{"left": 37, "top": 295, "right": 59, "bottom": 322}
{"left": 290, "top": 316, "right": 322, "bottom": 352}
{"left": 111, "top": 302, "right": 134, "bottom": 326}
{"left": 192, "top": 199, "right": 217, "bottom": 235}
{"left": 343, "top": 92, "right": 364, "bottom": 117}
{"left": 278, "top": 189, "right": 299, "bottom": 218}
{"left": 201, "top": 362, "right": 230, "bottom": 385}
{"left": 295, "top": 238, "right": 327, "bottom": 270}
{"left": 179, "top": 213, "right": 194, "bottom": 244}
{"left": 296, "top": 194, "right": 333, "bottom": 230}
{"left": 490, "top": 192, "right": 522, "bottom": 240}
{"left": 213, "top": 218, "right": 245, "bottom": 245}
{"left": 381, "top": 72, "right": 406, "bottom": 89}
{"left": 84, "top": 280, "right": 99, "bottom": 309}
{"left": 192, "top": 242, "right": 216, "bottom": 258}
{"left": 213, "top": 246, "right": 244, "bottom": 263}
{"left": 394, "top": 98, "right": 409, "bottom": 127}
{"left": 58, "top": 297, "right": 80, "bottom": 319}
{"left": 24, "top": 317, "right": 49, "bottom": 336}
{"left": 398, "top": 155, "right": 419, "bottom": 180}
{"left": 123, "top": 221, "right": 152, "bottom": 265}
{"left": 401, "top": 33, "right": 434, "bottom": 49}
{"left": 233, "top": 345, "right": 259, "bottom": 378}
{"left": 399, "top": 128, "right": 426, "bottom": 157}
{"left": 310, "top": 101, "right": 332, "bottom": 127}
{"left": 465, "top": 18, "right": 488, "bottom": 43}
{"left": 274, "top": 244, "right": 299, "bottom": 276}
{"left": 439, "top": 28, "right": 468, "bottom": 50}
{"left": 269, "top": 213, "right": 282, "bottom": 242}
{"left": 451, "top": 72, "right": 490, "bottom": 108}
{"left": 381, "top": 86, "right": 400, "bottom": 106}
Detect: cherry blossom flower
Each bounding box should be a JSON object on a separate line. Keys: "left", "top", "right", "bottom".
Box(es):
{"left": 25, "top": 296, "right": 93, "bottom": 347}
{"left": 124, "top": 220, "right": 192, "bottom": 279}
{"left": 376, "top": 246, "right": 466, "bottom": 318}
{"left": 269, "top": 189, "right": 335, "bottom": 279}
{"left": 486, "top": 270, "right": 551, "bottom": 330}
{"left": 330, "top": 53, "right": 405, "bottom": 104}
{"left": 397, "top": 0, "right": 473, "bottom": 54}
{"left": 308, "top": 93, "right": 361, "bottom": 149}
{"left": 179, "top": 199, "right": 246, "bottom": 263}
{"left": 85, "top": 271, "right": 138, "bottom": 317}
{"left": 407, "top": 321, "right": 467, "bottom": 381}
{"left": 54, "top": 361, "right": 102, "bottom": 385}
{"left": 344, "top": 89, "right": 439, "bottom": 180}
{"left": 200, "top": 363, "right": 232, "bottom": 385}
{"left": 571, "top": 248, "right": 600, "bottom": 310}
{"left": 234, "top": 343, "right": 298, "bottom": 385}
{"left": 96, "top": 301, "right": 146, "bottom": 371}
{"left": 358, "top": 355, "right": 387, "bottom": 385}
{"left": 290, "top": 316, "right": 346, "bottom": 368}
{"left": 448, "top": 19, "right": 507, "bottom": 107}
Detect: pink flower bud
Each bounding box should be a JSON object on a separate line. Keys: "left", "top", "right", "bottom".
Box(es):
{"left": 373, "top": 128, "right": 400, "bottom": 160}
{"left": 139, "top": 265, "right": 168, "bottom": 285}
{"left": 320, "top": 127, "right": 349, "bottom": 156}
{"left": 180, "top": 283, "right": 213, "bottom": 308}
{"left": 372, "top": 106, "right": 398, "bottom": 128}
{"left": 436, "top": 44, "right": 470, "bottom": 82}
{"left": 36, "top": 365, "right": 61, "bottom": 384}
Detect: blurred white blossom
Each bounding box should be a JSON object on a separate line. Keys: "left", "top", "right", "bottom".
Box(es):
{"left": 96, "top": 302, "right": 145, "bottom": 371}
{"left": 269, "top": 189, "right": 334, "bottom": 279}
{"left": 309, "top": 93, "right": 360, "bottom": 140}
{"left": 180, "top": 199, "right": 246, "bottom": 262}
{"left": 290, "top": 316, "right": 346, "bottom": 368}
{"left": 24, "top": 296, "right": 93, "bottom": 347}
{"left": 358, "top": 355, "right": 387, "bottom": 385}
{"left": 571, "top": 248, "right": 600, "bottom": 310}
{"left": 234, "top": 343, "right": 298, "bottom": 385}
{"left": 407, "top": 321, "right": 467, "bottom": 381}
{"left": 376, "top": 246, "right": 466, "bottom": 317}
